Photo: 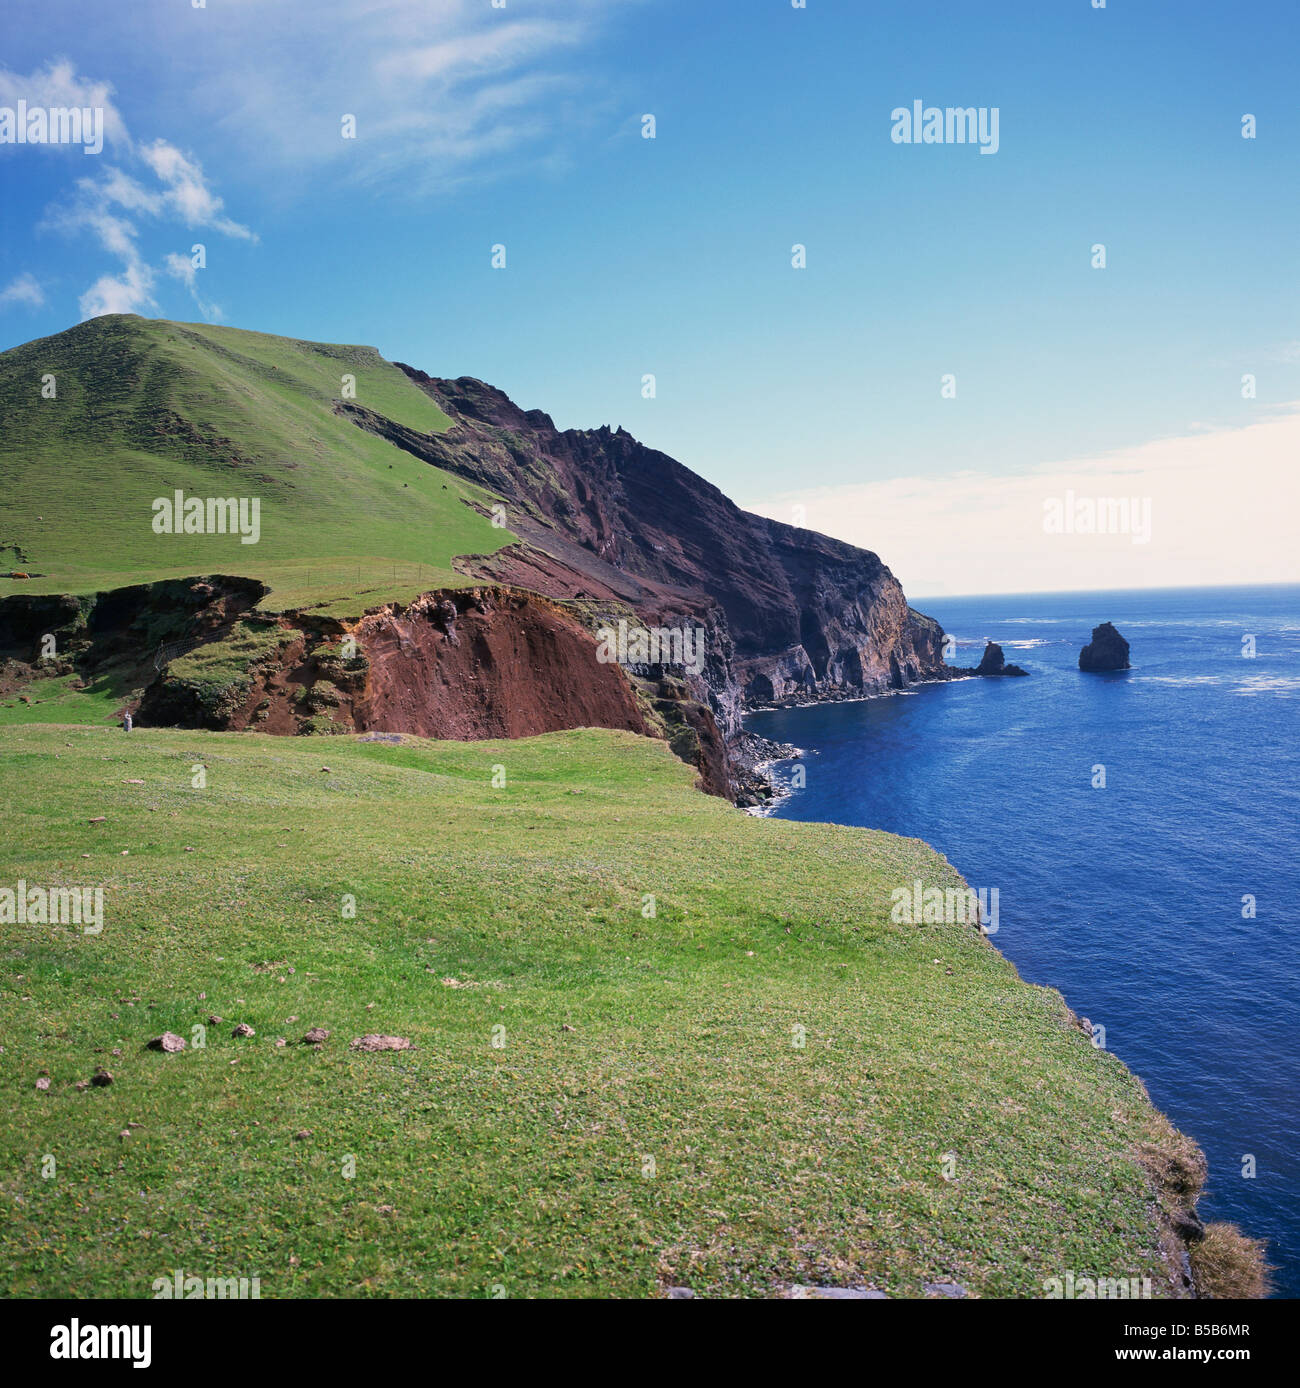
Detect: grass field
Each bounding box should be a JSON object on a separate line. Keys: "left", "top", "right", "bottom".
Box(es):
{"left": 0, "top": 673, "right": 125, "bottom": 728}
{"left": 0, "top": 316, "right": 508, "bottom": 616}
{"left": 0, "top": 722, "right": 1193, "bottom": 1298}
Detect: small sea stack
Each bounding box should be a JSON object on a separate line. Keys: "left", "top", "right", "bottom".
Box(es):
{"left": 1079, "top": 622, "right": 1131, "bottom": 672}
{"left": 976, "top": 642, "right": 1029, "bottom": 677}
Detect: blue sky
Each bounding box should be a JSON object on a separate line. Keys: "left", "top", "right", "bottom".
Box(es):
{"left": 2, "top": 0, "right": 1297, "bottom": 592}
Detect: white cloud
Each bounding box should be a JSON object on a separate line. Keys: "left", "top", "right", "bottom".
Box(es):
{"left": 164, "top": 251, "right": 222, "bottom": 322}
{"left": 1, "top": 56, "right": 255, "bottom": 320}
{"left": 745, "top": 408, "right": 1300, "bottom": 596}
{"left": 0, "top": 59, "right": 130, "bottom": 152}
{"left": 25, "top": 105, "right": 254, "bottom": 318}
{"left": 0, "top": 273, "right": 45, "bottom": 309}
{"left": 79, "top": 260, "right": 155, "bottom": 319}
{"left": 137, "top": 140, "right": 256, "bottom": 240}
{"left": 150, "top": 0, "right": 635, "bottom": 191}
{"left": 376, "top": 20, "right": 583, "bottom": 83}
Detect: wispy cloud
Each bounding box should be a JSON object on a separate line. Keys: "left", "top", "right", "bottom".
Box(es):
{"left": 1, "top": 56, "right": 254, "bottom": 320}
{"left": 0, "top": 272, "right": 46, "bottom": 310}
{"left": 0, "top": 59, "right": 131, "bottom": 151}
{"left": 163, "top": 251, "right": 222, "bottom": 322}
{"left": 160, "top": 0, "right": 633, "bottom": 192}
{"left": 4, "top": 66, "right": 255, "bottom": 319}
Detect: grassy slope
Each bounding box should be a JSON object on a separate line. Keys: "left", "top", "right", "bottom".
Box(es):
{"left": 0, "top": 316, "right": 508, "bottom": 615}
{"left": 0, "top": 672, "right": 124, "bottom": 728}
{"left": 0, "top": 724, "right": 1187, "bottom": 1298}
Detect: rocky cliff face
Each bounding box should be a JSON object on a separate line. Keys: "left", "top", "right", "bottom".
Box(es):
{"left": 137, "top": 586, "right": 649, "bottom": 738}
{"left": 344, "top": 372, "right": 960, "bottom": 745}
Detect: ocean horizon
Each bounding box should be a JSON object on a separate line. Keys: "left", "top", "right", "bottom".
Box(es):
{"left": 749, "top": 582, "right": 1300, "bottom": 1296}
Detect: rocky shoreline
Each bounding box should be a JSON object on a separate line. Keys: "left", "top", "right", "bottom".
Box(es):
{"left": 728, "top": 728, "right": 802, "bottom": 811}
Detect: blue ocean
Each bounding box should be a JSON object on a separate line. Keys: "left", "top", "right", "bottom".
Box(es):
{"left": 748, "top": 585, "right": 1300, "bottom": 1295}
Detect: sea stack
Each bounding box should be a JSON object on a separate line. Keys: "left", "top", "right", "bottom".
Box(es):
{"left": 1079, "top": 622, "right": 1130, "bottom": 672}
{"left": 976, "top": 642, "right": 1029, "bottom": 677}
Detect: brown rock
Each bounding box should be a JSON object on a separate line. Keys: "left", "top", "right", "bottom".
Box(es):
{"left": 349, "top": 1034, "right": 413, "bottom": 1052}
{"left": 231, "top": 1022, "right": 255, "bottom": 1038}
{"left": 91, "top": 1068, "right": 113, "bottom": 1087}
{"left": 302, "top": 1027, "right": 330, "bottom": 1045}
{"left": 147, "top": 1032, "right": 187, "bottom": 1053}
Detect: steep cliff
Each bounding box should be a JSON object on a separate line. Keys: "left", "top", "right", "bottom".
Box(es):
{"left": 343, "top": 372, "right": 961, "bottom": 742}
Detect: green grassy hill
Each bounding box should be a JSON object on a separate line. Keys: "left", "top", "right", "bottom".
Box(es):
{"left": 0, "top": 723, "right": 1203, "bottom": 1298}
{"left": 0, "top": 316, "right": 507, "bottom": 614}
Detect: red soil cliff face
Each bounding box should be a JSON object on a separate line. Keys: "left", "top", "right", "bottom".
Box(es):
{"left": 126, "top": 585, "right": 739, "bottom": 790}
{"left": 349, "top": 590, "right": 646, "bottom": 740}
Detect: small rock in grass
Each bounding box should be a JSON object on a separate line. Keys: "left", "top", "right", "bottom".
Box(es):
{"left": 74, "top": 1080, "right": 90, "bottom": 1091}
{"left": 275, "top": 1038, "right": 287, "bottom": 1048}
{"left": 302, "top": 1027, "right": 330, "bottom": 1045}
{"left": 35, "top": 1077, "right": 50, "bottom": 1091}
{"left": 207, "top": 1014, "right": 222, "bottom": 1026}
{"left": 293, "top": 1129, "right": 312, "bottom": 1141}
{"left": 147, "top": 1032, "right": 187, "bottom": 1053}
{"left": 665, "top": 1287, "right": 695, "bottom": 1299}
{"left": 349, "top": 1034, "right": 413, "bottom": 1053}
{"left": 89, "top": 816, "right": 106, "bottom": 823}
{"left": 923, "top": 1282, "right": 967, "bottom": 1298}
{"left": 91, "top": 1068, "right": 113, "bottom": 1087}
{"left": 231, "top": 1023, "right": 255, "bottom": 1038}
{"left": 789, "top": 1285, "right": 888, "bottom": 1299}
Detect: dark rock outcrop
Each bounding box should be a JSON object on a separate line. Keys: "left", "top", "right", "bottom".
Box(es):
{"left": 975, "top": 642, "right": 1029, "bottom": 678}
{"left": 0, "top": 575, "right": 265, "bottom": 703}
{"left": 1079, "top": 622, "right": 1130, "bottom": 672}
